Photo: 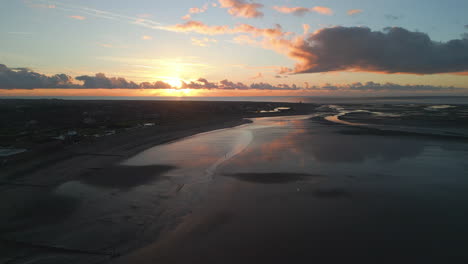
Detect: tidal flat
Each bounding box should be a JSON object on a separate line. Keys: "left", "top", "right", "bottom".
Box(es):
{"left": 1, "top": 101, "right": 468, "bottom": 263}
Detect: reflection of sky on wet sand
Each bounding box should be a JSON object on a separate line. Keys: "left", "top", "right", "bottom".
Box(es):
{"left": 220, "top": 118, "right": 429, "bottom": 178}
{"left": 121, "top": 114, "right": 466, "bottom": 186}
{"left": 11, "top": 115, "right": 468, "bottom": 263}
{"left": 116, "top": 115, "right": 468, "bottom": 263}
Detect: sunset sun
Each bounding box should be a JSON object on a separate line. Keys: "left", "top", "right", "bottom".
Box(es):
{"left": 165, "top": 78, "right": 183, "bottom": 88}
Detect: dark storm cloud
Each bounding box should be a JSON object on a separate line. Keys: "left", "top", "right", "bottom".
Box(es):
{"left": 292, "top": 27, "right": 468, "bottom": 74}
{"left": 0, "top": 64, "right": 76, "bottom": 89}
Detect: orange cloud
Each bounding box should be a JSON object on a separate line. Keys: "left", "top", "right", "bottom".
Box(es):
{"left": 218, "top": 0, "right": 263, "bottom": 18}
{"left": 69, "top": 15, "right": 86, "bottom": 20}
{"left": 233, "top": 35, "right": 259, "bottom": 46}
{"left": 273, "top": 6, "right": 310, "bottom": 16}
{"left": 182, "top": 4, "right": 209, "bottom": 20}
{"left": 191, "top": 37, "right": 218, "bottom": 47}
{"left": 169, "top": 20, "right": 287, "bottom": 38}
{"left": 250, "top": 72, "right": 263, "bottom": 79}
{"left": 273, "top": 6, "right": 333, "bottom": 16}
{"left": 189, "top": 6, "right": 208, "bottom": 14}
{"left": 26, "top": 2, "right": 56, "bottom": 9}
{"left": 141, "top": 35, "right": 153, "bottom": 40}
{"left": 311, "top": 6, "right": 333, "bottom": 15}
{"left": 170, "top": 20, "right": 230, "bottom": 35}
{"left": 302, "top": 24, "right": 310, "bottom": 35}
{"left": 347, "top": 9, "right": 363, "bottom": 15}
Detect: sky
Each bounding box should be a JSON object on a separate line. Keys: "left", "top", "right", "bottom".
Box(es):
{"left": 1, "top": 0, "right": 468, "bottom": 97}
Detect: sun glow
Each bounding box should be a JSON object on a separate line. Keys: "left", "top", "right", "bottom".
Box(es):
{"left": 161, "top": 88, "right": 196, "bottom": 97}
{"left": 166, "top": 78, "right": 183, "bottom": 88}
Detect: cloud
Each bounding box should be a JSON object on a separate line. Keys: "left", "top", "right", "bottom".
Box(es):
{"left": 278, "top": 67, "right": 293, "bottom": 74}
{"left": 181, "top": 14, "right": 191, "bottom": 20}
{"left": 181, "top": 79, "right": 300, "bottom": 90}
{"left": 311, "top": 6, "right": 333, "bottom": 15}
{"left": 302, "top": 24, "right": 311, "bottom": 35}
{"left": 165, "top": 20, "right": 468, "bottom": 76}
{"left": 0, "top": 64, "right": 76, "bottom": 89}
{"left": 233, "top": 34, "right": 259, "bottom": 45}
{"left": 250, "top": 83, "right": 299, "bottom": 90}
{"left": 75, "top": 73, "right": 172, "bottom": 89}
{"left": 287, "top": 26, "right": 468, "bottom": 75}
{"left": 218, "top": 0, "right": 263, "bottom": 18}
{"left": 1, "top": 64, "right": 466, "bottom": 93}
{"left": 76, "top": 73, "right": 139, "bottom": 88}
{"left": 182, "top": 78, "right": 218, "bottom": 89}
{"left": 273, "top": 6, "right": 333, "bottom": 16}
{"left": 169, "top": 20, "right": 230, "bottom": 35}
{"left": 27, "top": 0, "right": 164, "bottom": 31}
{"left": 25, "top": 1, "right": 55, "bottom": 9}
{"left": 191, "top": 37, "right": 218, "bottom": 47}
{"left": 326, "top": 82, "right": 461, "bottom": 92}
{"left": 465, "top": 25, "right": 468, "bottom": 29}
{"left": 189, "top": 6, "right": 208, "bottom": 14}
{"left": 69, "top": 15, "right": 86, "bottom": 20}
{"left": 250, "top": 72, "right": 263, "bottom": 79}
{"left": 169, "top": 20, "right": 287, "bottom": 38}
{"left": 219, "top": 79, "right": 249, "bottom": 89}
{"left": 141, "top": 35, "right": 153, "bottom": 40}
{"left": 139, "top": 81, "right": 172, "bottom": 89}
{"left": 182, "top": 4, "right": 209, "bottom": 20}
{"left": 273, "top": 6, "right": 310, "bottom": 16}
{"left": 347, "top": 9, "right": 363, "bottom": 16}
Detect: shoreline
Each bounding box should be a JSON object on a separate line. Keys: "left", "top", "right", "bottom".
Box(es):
{"left": 0, "top": 117, "right": 252, "bottom": 185}
{"left": 2, "top": 103, "right": 468, "bottom": 263}
{"left": 0, "top": 112, "right": 309, "bottom": 263}
{"left": 1, "top": 108, "right": 314, "bottom": 185}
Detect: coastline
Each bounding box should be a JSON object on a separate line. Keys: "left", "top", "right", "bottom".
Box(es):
{"left": 0, "top": 111, "right": 311, "bottom": 263}
{"left": 2, "top": 102, "right": 468, "bottom": 263}
{"left": 0, "top": 117, "right": 252, "bottom": 185}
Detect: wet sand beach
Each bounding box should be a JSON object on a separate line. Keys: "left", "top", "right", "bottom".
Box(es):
{"left": 111, "top": 114, "right": 468, "bottom": 264}
{"left": 1, "top": 103, "right": 468, "bottom": 263}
